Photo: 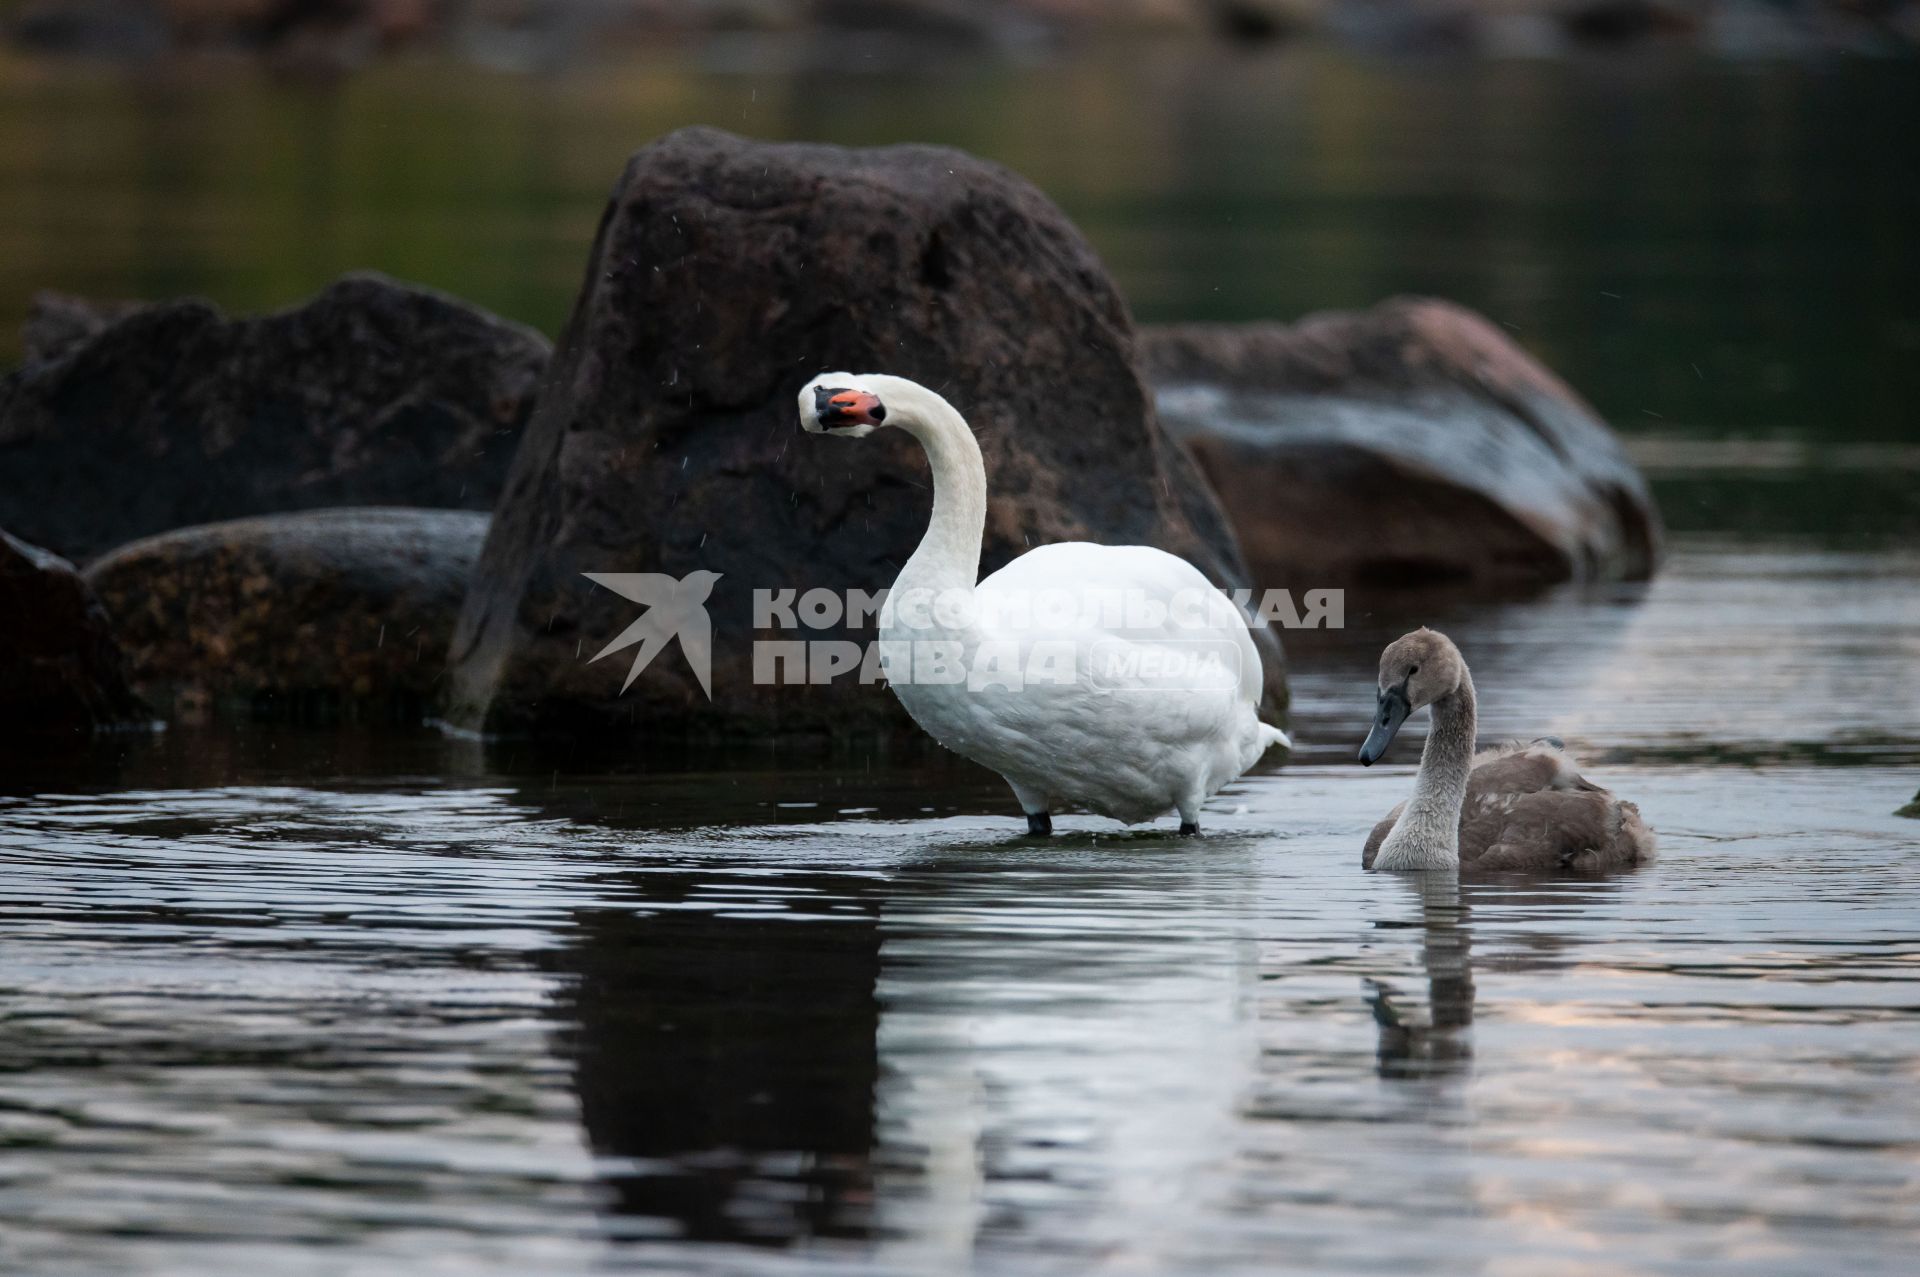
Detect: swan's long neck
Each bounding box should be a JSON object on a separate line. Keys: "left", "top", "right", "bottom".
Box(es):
{"left": 889, "top": 384, "right": 987, "bottom": 598}
{"left": 1381, "top": 669, "right": 1478, "bottom": 870}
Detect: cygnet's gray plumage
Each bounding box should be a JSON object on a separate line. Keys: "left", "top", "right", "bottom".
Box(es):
{"left": 1358, "top": 629, "right": 1656, "bottom": 873}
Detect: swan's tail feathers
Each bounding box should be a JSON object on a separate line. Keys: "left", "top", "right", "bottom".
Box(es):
{"left": 1617, "top": 801, "right": 1658, "bottom": 865}
{"left": 1258, "top": 722, "right": 1292, "bottom": 753}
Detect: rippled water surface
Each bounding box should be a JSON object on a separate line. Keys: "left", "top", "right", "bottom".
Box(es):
{"left": 4, "top": 541, "right": 1916, "bottom": 1275}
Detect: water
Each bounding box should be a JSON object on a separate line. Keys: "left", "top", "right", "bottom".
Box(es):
{"left": 3, "top": 544, "right": 1917, "bottom": 1274}
{"left": 2, "top": 49, "right": 1917, "bottom": 457}
{"left": 3, "top": 36, "right": 1919, "bottom": 1277}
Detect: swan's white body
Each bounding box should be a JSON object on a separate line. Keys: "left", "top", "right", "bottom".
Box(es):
{"left": 801, "top": 372, "right": 1287, "bottom": 830}
{"left": 887, "top": 539, "right": 1285, "bottom": 825}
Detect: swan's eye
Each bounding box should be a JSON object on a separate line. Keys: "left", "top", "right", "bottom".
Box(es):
{"left": 1408, "top": 664, "right": 1419, "bottom": 675}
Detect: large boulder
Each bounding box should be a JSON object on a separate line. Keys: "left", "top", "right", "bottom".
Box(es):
{"left": 446, "top": 126, "right": 1283, "bottom": 742}
{"left": 0, "top": 527, "right": 149, "bottom": 734}
{"left": 1141, "top": 298, "right": 1663, "bottom": 592}
{"left": 84, "top": 507, "right": 490, "bottom": 721}
{"left": 17, "top": 291, "right": 140, "bottom": 364}
{"left": 0, "top": 273, "right": 550, "bottom": 562}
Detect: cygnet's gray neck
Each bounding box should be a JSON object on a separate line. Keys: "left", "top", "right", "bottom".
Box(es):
{"left": 1381, "top": 669, "right": 1478, "bottom": 869}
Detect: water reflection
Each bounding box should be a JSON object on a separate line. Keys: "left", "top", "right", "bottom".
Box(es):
{"left": 1366, "top": 874, "right": 1643, "bottom": 1084}
{"left": 1369, "top": 875, "right": 1475, "bottom": 1081}
{"left": 1, "top": 757, "right": 1917, "bottom": 1274}
{"left": 550, "top": 872, "right": 883, "bottom": 1246}
{"left": 0, "top": 528, "right": 1917, "bottom": 1272}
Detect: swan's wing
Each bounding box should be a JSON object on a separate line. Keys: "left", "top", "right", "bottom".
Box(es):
{"left": 1462, "top": 791, "right": 1655, "bottom": 872}
{"left": 979, "top": 544, "right": 1220, "bottom": 639}
{"left": 1467, "top": 741, "right": 1604, "bottom": 805}
{"left": 1363, "top": 803, "right": 1405, "bottom": 870}
{"left": 978, "top": 542, "right": 1266, "bottom": 707}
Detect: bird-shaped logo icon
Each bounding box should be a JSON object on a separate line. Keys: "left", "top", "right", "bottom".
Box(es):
{"left": 582, "top": 569, "right": 723, "bottom": 699}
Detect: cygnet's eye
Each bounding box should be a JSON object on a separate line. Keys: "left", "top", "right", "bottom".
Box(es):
{"left": 1408, "top": 665, "right": 1420, "bottom": 675}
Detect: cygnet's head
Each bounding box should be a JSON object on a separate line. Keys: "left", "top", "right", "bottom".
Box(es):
{"left": 1358, "top": 628, "right": 1466, "bottom": 766}
{"left": 798, "top": 372, "right": 891, "bottom": 439}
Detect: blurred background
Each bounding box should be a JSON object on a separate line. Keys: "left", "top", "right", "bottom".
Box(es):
{"left": 2, "top": 0, "right": 1916, "bottom": 545}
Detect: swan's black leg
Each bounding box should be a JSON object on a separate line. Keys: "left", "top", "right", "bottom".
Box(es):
{"left": 1179, "top": 820, "right": 1201, "bottom": 837}
{"left": 1027, "top": 811, "right": 1052, "bottom": 837}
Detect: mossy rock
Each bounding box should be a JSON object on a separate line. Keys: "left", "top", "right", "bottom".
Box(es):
{"left": 85, "top": 507, "right": 489, "bottom": 723}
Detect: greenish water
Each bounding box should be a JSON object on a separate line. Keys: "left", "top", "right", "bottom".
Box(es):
{"left": 2, "top": 48, "right": 1917, "bottom": 450}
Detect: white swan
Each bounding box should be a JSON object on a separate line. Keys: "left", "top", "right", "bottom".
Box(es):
{"left": 1358, "top": 628, "right": 1655, "bottom": 872}
{"left": 799, "top": 372, "right": 1289, "bottom": 835}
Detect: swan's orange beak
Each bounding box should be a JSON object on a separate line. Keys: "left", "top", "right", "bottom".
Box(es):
{"left": 814, "top": 386, "right": 886, "bottom": 430}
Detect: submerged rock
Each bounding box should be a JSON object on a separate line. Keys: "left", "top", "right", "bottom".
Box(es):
{"left": 1141, "top": 298, "right": 1663, "bottom": 592}
{"left": 0, "top": 273, "right": 549, "bottom": 562}
{"left": 0, "top": 527, "right": 149, "bottom": 734}
{"left": 446, "top": 126, "right": 1282, "bottom": 741}
{"left": 84, "top": 508, "right": 489, "bottom": 721}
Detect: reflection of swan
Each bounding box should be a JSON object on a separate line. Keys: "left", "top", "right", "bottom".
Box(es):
{"left": 869, "top": 845, "right": 1263, "bottom": 1270}
{"left": 1369, "top": 874, "right": 1474, "bottom": 1079}
{"left": 799, "top": 373, "right": 1287, "bottom": 835}
{"left": 1358, "top": 628, "right": 1656, "bottom": 872}
{"left": 1369, "top": 874, "right": 1632, "bottom": 1080}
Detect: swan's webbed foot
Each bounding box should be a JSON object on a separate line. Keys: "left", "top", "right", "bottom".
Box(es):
{"left": 1026, "top": 811, "right": 1053, "bottom": 837}
{"left": 1179, "top": 820, "right": 1201, "bottom": 837}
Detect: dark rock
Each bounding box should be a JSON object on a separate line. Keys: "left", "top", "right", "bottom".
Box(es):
{"left": 813, "top": 0, "right": 1014, "bottom": 45}
{"left": 19, "top": 291, "right": 141, "bottom": 363}
{"left": 1141, "top": 297, "right": 1662, "bottom": 592}
{"left": 1312, "top": 0, "right": 1482, "bottom": 54}
{"left": 84, "top": 507, "right": 490, "bottom": 721}
{"left": 7, "top": 0, "right": 435, "bottom": 61}
{"left": 446, "top": 126, "right": 1283, "bottom": 742}
{"left": 1560, "top": 0, "right": 1699, "bottom": 43}
{"left": 0, "top": 273, "right": 550, "bottom": 562}
{"left": 1899, "top": 790, "right": 1920, "bottom": 820}
{"left": 7, "top": 0, "right": 170, "bottom": 56}
{"left": 1208, "top": 0, "right": 1305, "bottom": 43}
{"left": 0, "top": 527, "right": 149, "bottom": 734}
{"left": 801, "top": 0, "right": 1071, "bottom": 60}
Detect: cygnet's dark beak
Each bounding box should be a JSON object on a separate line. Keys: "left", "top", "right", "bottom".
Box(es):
{"left": 1359, "top": 682, "right": 1412, "bottom": 766}
{"left": 813, "top": 386, "right": 886, "bottom": 430}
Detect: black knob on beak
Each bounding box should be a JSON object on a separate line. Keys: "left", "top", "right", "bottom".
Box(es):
{"left": 813, "top": 386, "right": 884, "bottom": 427}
